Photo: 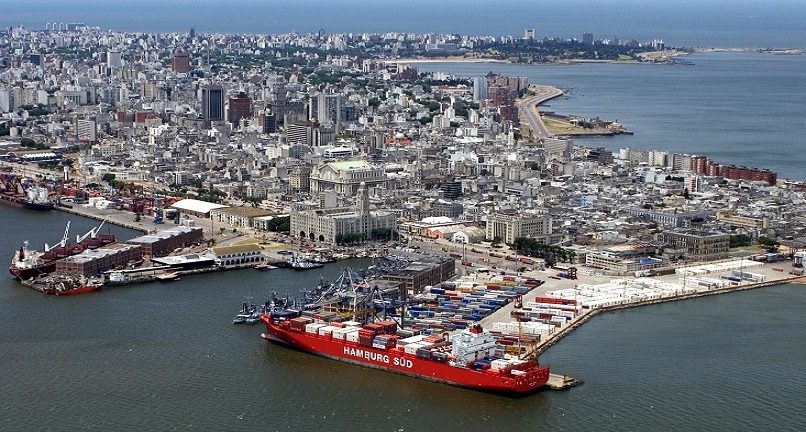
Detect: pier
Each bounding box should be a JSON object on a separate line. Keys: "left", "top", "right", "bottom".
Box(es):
{"left": 533, "top": 273, "right": 806, "bottom": 357}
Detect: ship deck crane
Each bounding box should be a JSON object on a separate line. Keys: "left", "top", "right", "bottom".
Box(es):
{"left": 44, "top": 221, "right": 70, "bottom": 252}
{"left": 75, "top": 217, "right": 108, "bottom": 243}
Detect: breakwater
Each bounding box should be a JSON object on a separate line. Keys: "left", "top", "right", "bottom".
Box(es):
{"left": 534, "top": 274, "right": 806, "bottom": 356}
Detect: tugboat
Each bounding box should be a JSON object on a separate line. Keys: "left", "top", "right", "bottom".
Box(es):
{"left": 233, "top": 299, "right": 260, "bottom": 324}
{"left": 54, "top": 276, "right": 104, "bottom": 295}
{"left": 21, "top": 274, "right": 104, "bottom": 295}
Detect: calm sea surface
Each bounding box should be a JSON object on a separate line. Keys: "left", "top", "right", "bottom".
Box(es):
{"left": 3, "top": 0, "right": 806, "bottom": 48}
{"left": 418, "top": 51, "right": 806, "bottom": 181}
{"left": 2, "top": 205, "right": 806, "bottom": 431}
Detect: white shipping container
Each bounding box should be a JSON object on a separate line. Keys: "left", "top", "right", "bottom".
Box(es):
{"left": 490, "top": 359, "right": 511, "bottom": 371}
{"left": 305, "top": 323, "right": 326, "bottom": 333}
{"left": 346, "top": 331, "right": 361, "bottom": 343}
{"left": 399, "top": 335, "right": 427, "bottom": 346}
{"left": 318, "top": 325, "right": 339, "bottom": 336}
{"left": 404, "top": 342, "right": 425, "bottom": 354}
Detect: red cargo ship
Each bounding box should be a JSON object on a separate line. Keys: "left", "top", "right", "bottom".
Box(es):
{"left": 260, "top": 312, "right": 550, "bottom": 394}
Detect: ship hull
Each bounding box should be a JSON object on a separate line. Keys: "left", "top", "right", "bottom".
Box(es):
{"left": 53, "top": 285, "right": 102, "bottom": 295}
{"left": 0, "top": 194, "right": 52, "bottom": 211}
{"left": 261, "top": 315, "right": 550, "bottom": 394}
{"left": 9, "top": 262, "right": 57, "bottom": 280}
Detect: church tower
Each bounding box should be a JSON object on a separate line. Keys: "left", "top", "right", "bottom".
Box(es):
{"left": 356, "top": 182, "right": 370, "bottom": 237}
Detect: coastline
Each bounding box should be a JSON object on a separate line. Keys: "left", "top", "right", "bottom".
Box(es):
{"left": 399, "top": 47, "right": 803, "bottom": 69}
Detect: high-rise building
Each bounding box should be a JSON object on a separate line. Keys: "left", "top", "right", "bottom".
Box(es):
{"left": 75, "top": 118, "right": 97, "bottom": 142}
{"left": 583, "top": 32, "right": 594, "bottom": 45}
{"left": 107, "top": 51, "right": 122, "bottom": 69}
{"left": 228, "top": 92, "right": 252, "bottom": 124}
{"left": 310, "top": 93, "right": 347, "bottom": 124}
{"left": 263, "top": 112, "right": 278, "bottom": 133}
{"left": 524, "top": 29, "right": 535, "bottom": 39}
{"left": 171, "top": 51, "right": 190, "bottom": 73}
{"left": 472, "top": 77, "right": 487, "bottom": 102}
{"left": 201, "top": 84, "right": 224, "bottom": 128}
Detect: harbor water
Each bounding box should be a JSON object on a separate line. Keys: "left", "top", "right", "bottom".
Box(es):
{"left": 2, "top": 205, "right": 806, "bottom": 431}
{"left": 418, "top": 51, "right": 806, "bottom": 181}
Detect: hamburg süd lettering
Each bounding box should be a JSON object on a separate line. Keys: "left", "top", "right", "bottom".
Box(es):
{"left": 342, "top": 347, "right": 413, "bottom": 368}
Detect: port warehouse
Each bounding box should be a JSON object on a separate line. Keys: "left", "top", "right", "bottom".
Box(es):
{"left": 375, "top": 256, "right": 456, "bottom": 297}
{"left": 55, "top": 227, "right": 203, "bottom": 277}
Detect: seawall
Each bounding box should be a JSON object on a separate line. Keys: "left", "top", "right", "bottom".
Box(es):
{"left": 534, "top": 275, "right": 806, "bottom": 356}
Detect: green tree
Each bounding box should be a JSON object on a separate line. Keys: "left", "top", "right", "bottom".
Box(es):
{"left": 757, "top": 236, "right": 779, "bottom": 252}
{"left": 101, "top": 173, "right": 116, "bottom": 184}
{"left": 730, "top": 234, "right": 752, "bottom": 248}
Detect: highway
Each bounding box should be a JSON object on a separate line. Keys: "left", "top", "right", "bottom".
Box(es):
{"left": 516, "top": 85, "right": 564, "bottom": 139}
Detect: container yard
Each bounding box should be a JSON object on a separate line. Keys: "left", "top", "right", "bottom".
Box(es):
{"left": 402, "top": 276, "right": 545, "bottom": 334}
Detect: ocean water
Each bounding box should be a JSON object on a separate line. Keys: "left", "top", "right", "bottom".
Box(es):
{"left": 2, "top": 5, "right": 806, "bottom": 429}
{"left": 418, "top": 51, "right": 806, "bottom": 181}
{"left": 3, "top": 0, "right": 806, "bottom": 48}
{"left": 2, "top": 205, "right": 806, "bottom": 431}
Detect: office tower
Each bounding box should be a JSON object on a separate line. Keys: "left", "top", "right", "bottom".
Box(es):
{"left": 171, "top": 51, "right": 190, "bottom": 73}
{"left": 263, "top": 112, "right": 277, "bottom": 133}
{"left": 228, "top": 92, "right": 252, "bottom": 124}
{"left": 583, "top": 32, "right": 594, "bottom": 45}
{"left": 201, "top": 84, "right": 224, "bottom": 128}
{"left": 472, "top": 77, "right": 487, "bottom": 102}
{"left": 310, "top": 93, "right": 347, "bottom": 124}
{"left": 107, "top": 51, "right": 122, "bottom": 68}
{"left": 524, "top": 29, "right": 535, "bottom": 39}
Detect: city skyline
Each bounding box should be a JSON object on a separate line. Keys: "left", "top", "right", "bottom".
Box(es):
{"left": 3, "top": 0, "right": 805, "bottom": 48}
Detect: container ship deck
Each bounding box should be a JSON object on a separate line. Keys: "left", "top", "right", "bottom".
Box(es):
{"left": 260, "top": 311, "right": 550, "bottom": 394}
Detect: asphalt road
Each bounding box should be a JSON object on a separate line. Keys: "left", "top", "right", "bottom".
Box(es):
{"left": 516, "top": 85, "right": 565, "bottom": 139}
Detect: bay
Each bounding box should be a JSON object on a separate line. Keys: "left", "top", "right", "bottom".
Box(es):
{"left": 2, "top": 203, "right": 806, "bottom": 431}
{"left": 3, "top": 1, "right": 806, "bottom": 48}
{"left": 418, "top": 51, "right": 806, "bottom": 181}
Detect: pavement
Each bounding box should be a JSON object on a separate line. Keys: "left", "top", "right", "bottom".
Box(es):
{"left": 516, "top": 85, "right": 565, "bottom": 139}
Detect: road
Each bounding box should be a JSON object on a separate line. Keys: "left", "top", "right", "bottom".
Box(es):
{"left": 516, "top": 85, "right": 565, "bottom": 139}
